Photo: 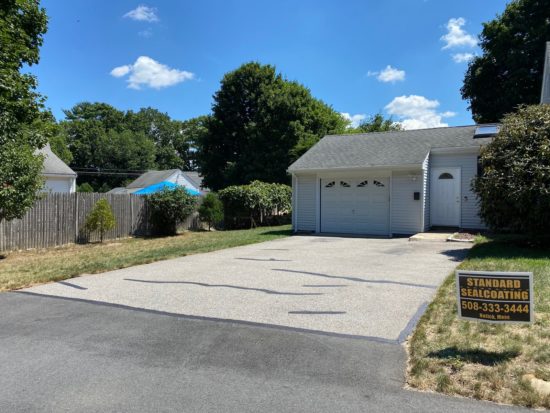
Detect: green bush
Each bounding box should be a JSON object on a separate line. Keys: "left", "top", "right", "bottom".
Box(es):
{"left": 84, "top": 199, "right": 116, "bottom": 242}
{"left": 198, "top": 192, "right": 223, "bottom": 230}
{"left": 218, "top": 181, "right": 291, "bottom": 229}
{"left": 146, "top": 187, "right": 198, "bottom": 235}
{"left": 473, "top": 104, "right": 550, "bottom": 238}
{"left": 77, "top": 182, "right": 94, "bottom": 193}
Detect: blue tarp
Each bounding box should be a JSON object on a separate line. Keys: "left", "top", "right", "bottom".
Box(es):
{"left": 134, "top": 181, "right": 201, "bottom": 196}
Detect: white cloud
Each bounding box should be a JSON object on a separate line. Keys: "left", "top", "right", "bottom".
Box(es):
{"left": 110, "top": 65, "right": 130, "bottom": 77}
{"left": 123, "top": 5, "right": 159, "bottom": 22}
{"left": 384, "top": 95, "right": 455, "bottom": 130}
{"left": 367, "top": 65, "right": 405, "bottom": 83}
{"left": 377, "top": 65, "right": 406, "bottom": 83}
{"left": 441, "top": 17, "right": 477, "bottom": 49}
{"left": 341, "top": 112, "right": 367, "bottom": 128}
{"left": 452, "top": 52, "right": 475, "bottom": 63}
{"left": 110, "top": 56, "right": 195, "bottom": 90}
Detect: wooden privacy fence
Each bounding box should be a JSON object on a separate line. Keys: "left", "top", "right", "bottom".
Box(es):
{"left": 0, "top": 193, "right": 201, "bottom": 252}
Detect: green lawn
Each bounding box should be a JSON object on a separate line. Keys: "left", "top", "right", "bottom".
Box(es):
{"left": 0, "top": 225, "right": 292, "bottom": 292}
{"left": 408, "top": 236, "right": 550, "bottom": 408}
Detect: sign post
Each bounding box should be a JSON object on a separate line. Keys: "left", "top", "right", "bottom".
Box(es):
{"left": 456, "top": 270, "right": 534, "bottom": 324}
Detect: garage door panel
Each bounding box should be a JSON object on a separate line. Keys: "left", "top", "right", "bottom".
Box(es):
{"left": 321, "top": 177, "right": 390, "bottom": 235}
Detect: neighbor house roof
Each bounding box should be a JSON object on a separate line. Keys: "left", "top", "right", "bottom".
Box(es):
{"left": 37, "top": 144, "right": 77, "bottom": 177}
{"left": 126, "top": 169, "right": 181, "bottom": 189}
{"left": 288, "top": 125, "right": 494, "bottom": 172}
{"left": 181, "top": 171, "right": 206, "bottom": 191}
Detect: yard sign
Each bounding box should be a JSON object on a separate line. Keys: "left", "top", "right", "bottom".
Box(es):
{"left": 456, "top": 270, "right": 534, "bottom": 324}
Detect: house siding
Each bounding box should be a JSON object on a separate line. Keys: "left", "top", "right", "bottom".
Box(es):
{"left": 422, "top": 154, "right": 430, "bottom": 231}
{"left": 430, "top": 152, "right": 485, "bottom": 229}
{"left": 391, "top": 171, "right": 423, "bottom": 234}
{"left": 294, "top": 174, "right": 316, "bottom": 232}
{"left": 43, "top": 176, "right": 76, "bottom": 193}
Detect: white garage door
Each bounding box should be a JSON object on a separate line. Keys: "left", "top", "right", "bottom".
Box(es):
{"left": 321, "top": 177, "right": 390, "bottom": 235}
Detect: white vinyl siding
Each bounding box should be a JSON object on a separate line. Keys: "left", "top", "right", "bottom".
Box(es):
{"left": 42, "top": 176, "right": 76, "bottom": 193}
{"left": 391, "top": 171, "right": 423, "bottom": 234}
{"left": 430, "top": 153, "right": 485, "bottom": 229}
{"left": 295, "top": 174, "right": 316, "bottom": 232}
{"left": 422, "top": 154, "right": 430, "bottom": 231}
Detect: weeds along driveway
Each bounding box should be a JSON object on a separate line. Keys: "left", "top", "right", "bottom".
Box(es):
{"left": 21, "top": 235, "right": 471, "bottom": 342}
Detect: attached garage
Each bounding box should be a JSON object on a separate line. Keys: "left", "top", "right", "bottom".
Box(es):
{"left": 320, "top": 177, "right": 389, "bottom": 235}
{"left": 289, "top": 126, "right": 494, "bottom": 236}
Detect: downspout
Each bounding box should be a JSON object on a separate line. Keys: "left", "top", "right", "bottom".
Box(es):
{"left": 541, "top": 42, "right": 550, "bottom": 104}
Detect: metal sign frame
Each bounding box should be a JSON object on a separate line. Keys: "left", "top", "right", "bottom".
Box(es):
{"left": 456, "top": 270, "right": 534, "bottom": 324}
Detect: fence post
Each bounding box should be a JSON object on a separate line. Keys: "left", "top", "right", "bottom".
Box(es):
{"left": 74, "top": 193, "right": 79, "bottom": 243}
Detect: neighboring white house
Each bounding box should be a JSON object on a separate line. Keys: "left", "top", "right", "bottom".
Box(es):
{"left": 108, "top": 169, "right": 207, "bottom": 195}
{"left": 37, "top": 144, "right": 77, "bottom": 193}
{"left": 288, "top": 125, "right": 498, "bottom": 236}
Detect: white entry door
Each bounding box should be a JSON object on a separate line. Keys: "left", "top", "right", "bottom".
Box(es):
{"left": 320, "top": 177, "right": 390, "bottom": 235}
{"left": 430, "top": 167, "right": 461, "bottom": 227}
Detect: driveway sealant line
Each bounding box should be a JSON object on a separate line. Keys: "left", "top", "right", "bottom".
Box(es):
{"left": 271, "top": 268, "right": 439, "bottom": 290}
{"left": 123, "top": 278, "right": 324, "bottom": 296}
{"left": 397, "top": 301, "right": 429, "bottom": 344}
{"left": 13, "top": 291, "right": 402, "bottom": 346}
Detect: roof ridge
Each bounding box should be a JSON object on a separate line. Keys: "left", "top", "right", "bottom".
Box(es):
{"left": 327, "top": 124, "right": 481, "bottom": 138}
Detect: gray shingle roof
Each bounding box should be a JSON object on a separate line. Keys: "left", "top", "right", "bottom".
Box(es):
{"left": 37, "top": 144, "right": 77, "bottom": 176}
{"left": 288, "top": 125, "right": 493, "bottom": 172}
{"left": 181, "top": 171, "right": 204, "bottom": 190}
{"left": 126, "top": 169, "right": 180, "bottom": 189}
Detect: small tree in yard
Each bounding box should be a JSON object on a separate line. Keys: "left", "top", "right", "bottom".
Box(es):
{"left": 198, "top": 193, "right": 223, "bottom": 230}
{"left": 84, "top": 199, "right": 116, "bottom": 242}
{"left": 473, "top": 105, "right": 550, "bottom": 239}
{"left": 147, "top": 188, "right": 198, "bottom": 235}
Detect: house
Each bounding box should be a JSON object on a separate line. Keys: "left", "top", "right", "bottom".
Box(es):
{"left": 37, "top": 144, "right": 77, "bottom": 193}
{"left": 109, "top": 169, "right": 207, "bottom": 195}
{"left": 288, "top": 125, "right": 498, "bottom": 236}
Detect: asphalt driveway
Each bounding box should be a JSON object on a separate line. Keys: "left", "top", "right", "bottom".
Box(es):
{"left": 23, "top": 235, "right": 470, "bottom": 343}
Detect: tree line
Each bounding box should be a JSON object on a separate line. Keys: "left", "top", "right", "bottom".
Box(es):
{"left": 48, "top": 62, "right": 400, "bottom": 193}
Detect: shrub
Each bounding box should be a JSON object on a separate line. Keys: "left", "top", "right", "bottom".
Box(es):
{"left": 473, "top": 104, "right": 550, "bottom": 238}
{"left": 146, "top": 187, "right": 198, "bottom": 235}
{"left": 77, "top": 182, "right": 94, "bottom": 193}
{"left": 218, "top": 181, "right": 291, "bottom": 229}
{"left": 84, "top": 199, "right": 116, "bottom": 242}
{"left": 198, "top": 192, "right": 223, "bottom": 230}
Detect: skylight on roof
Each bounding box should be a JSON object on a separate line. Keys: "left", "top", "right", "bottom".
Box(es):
{"left": 474, "top": 125, "right": 500, "bottom": 138}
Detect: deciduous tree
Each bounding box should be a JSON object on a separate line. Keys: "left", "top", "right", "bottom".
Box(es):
{"left": 198, "top": 62, "right": 347, "bottom": 190}
{"left": 0, "top": 0, "right": 49, "bottom": 220}
{"left": 461, "top": 0, "right": 550, "bottom": 123}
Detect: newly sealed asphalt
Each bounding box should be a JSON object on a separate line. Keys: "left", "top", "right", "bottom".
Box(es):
{"left": 23, "top": 236, "right": 471, "bottom": 342}
{"left": 0, "top": 236, "right": 529, "bottom": 412}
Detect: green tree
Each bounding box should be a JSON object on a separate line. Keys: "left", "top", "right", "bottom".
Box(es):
{"left": 0, "top": 0, "right": 49, "bottom": 221}
{"left": 61, "top": 103, "right": 157, "bottom": 190}
{"left": 198, "top": 62, "right": 347, "bottom": 190}
{"left": 84, "top": 199, "right": 116, "bottom": 242}
{"left": 198, "top": 192, "right": 223, "bottom": 230}
{"left": 147, "top": 188, "right": 198, "bottom": 235}
{"left": 461, "top": 0, "right": 550, "bottom": 123}
{"left": 346, "top": 113, "right": 402, "bottom": 134}
{"left": 125, "top": 108, "right": 183, "bottom": 169}
{"left": 177, "top": 116, "right": 209, "bottom": 170}
{"left": 473, "top": 105, "right": 550, "bottom": 238}
{"left": 77, "top": 182, "right": 94, "bottom": 192}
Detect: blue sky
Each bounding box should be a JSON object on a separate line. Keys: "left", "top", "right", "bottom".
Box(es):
{"left": 34, "top": 0, "right": 509, "bottom": 129}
